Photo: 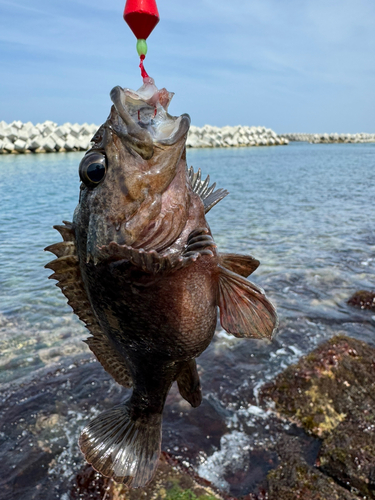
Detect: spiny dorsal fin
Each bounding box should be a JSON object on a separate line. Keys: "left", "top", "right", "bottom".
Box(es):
{"left": 188, "top": 166, "right": 229, "bottom": 213}
{"left": 220, "top": 253, "right": 260, "bottom": 277}
{"left": 218, "top": 265, "right": 278, "bottom": 340}
{"left": 45, "top": 221, "right": 132, "bottom": 388}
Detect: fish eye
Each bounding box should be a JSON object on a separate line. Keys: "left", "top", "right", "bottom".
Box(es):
{"left": 79, "top": 151, "right": 107, "bottom": 188}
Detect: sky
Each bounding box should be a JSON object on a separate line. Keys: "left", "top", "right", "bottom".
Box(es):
{"left": 0, "top": 0, "right": 374, "bottom": 133}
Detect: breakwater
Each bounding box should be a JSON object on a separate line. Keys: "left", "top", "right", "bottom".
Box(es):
{"left": 0, "top": 120, "right": 288, "bottom": 154}
{"left": 282, "top": 132, "right": 375, "bottom": 143}
{"left": 187, "top": 125, "right": 289, "bottom": 148}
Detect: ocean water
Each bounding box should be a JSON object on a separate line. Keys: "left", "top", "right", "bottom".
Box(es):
{"left": 1, "top": 143, "right": 375, "bottom": 496}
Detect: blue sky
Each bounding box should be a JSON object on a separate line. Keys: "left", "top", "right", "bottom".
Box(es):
{"left": 0, "top": 0, "right": 374, "bottom": 132}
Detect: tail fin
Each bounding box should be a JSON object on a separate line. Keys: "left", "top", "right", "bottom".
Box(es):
{"left": 79, "top": 403, "right": 162, "bottom": 488}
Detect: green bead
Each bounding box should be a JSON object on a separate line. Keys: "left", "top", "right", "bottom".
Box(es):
{"left": 136, "top": 39, "right": 148, "bottom": 57}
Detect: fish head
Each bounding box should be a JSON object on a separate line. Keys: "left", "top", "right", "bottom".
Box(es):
{"left": 74, "top": 78, "right": 191, "bottom": 263}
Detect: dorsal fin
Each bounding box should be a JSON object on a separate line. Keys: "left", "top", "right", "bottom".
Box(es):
{"left": 188, "top": 166, "right": 229, "bottom": 213}
{"left": 45, "top": 221, "right": 132, "bottom": 388}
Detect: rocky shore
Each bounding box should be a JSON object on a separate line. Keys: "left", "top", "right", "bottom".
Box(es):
{"left": 281, "top": 132, "right": 375, "bottom": 143}
{"left": 2, "top": 334, "right": 374, "bottom": 500}
{"left": 0, "top": 120, "right": 288, "bottom": 154}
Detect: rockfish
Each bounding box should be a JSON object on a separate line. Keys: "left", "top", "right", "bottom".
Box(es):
{"left": 45, "top": 78, "right": 277, "bottom": 488}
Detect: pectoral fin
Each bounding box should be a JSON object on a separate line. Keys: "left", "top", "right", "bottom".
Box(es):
{"left": 177, "top": 359, "right": 202, "bottom": 408}
{"left": 218, "top": 265, "right": 277, "bottom": 340}
{"left": 220, "top": 253, "right": 260, "bottom": 277}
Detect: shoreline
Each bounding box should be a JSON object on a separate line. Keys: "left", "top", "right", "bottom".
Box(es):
{"left": 281, "top": 132, "right": 375, "bottom": 143}
{"left": 0, "top": 120, "right": 288, "bottom": 154}
{"left": 2, "top": 120, "right": 375, "bottom": 155}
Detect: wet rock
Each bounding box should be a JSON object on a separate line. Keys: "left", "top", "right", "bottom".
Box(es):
{"left": 71, "top": 453, "right": 226, "bottom": 500}
{"left": 0, "top": 350, "right": 229, "bottom": 500}
{"left": 347, "top": 290, "right": 375, "bottom": 311}
{"left": 259, "top": 335, "right": 375, "bottom": 499}
{"left": 318, "top": 419, "right": 375, "bottom": 499}
{"left": 266, "top": 456, "right": 359, "bottom": 500}
{"left": 259, "top": 335, "right": 375, "bottom": 438}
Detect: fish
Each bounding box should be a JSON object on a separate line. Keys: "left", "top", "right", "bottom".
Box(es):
{"left": 45, "top": 77, "right": 278, "bottom": 488}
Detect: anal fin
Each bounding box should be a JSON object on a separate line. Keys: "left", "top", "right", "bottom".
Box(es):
{"left": 218, "top": 265, "right": 277, "bottom": 340}
{"left": 177, "top": 359, "right": 202, "bottom": 408}
{"left": 220, "top": 253, "right": 260, "bottom": 277}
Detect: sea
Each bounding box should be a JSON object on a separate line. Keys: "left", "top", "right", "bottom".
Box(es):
{"left": 0, "top": 142, "right": 374, "bottom": 498}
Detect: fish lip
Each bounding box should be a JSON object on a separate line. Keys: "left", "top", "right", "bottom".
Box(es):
{"left": 110, "top": 85, "right": 191, "bottom": 147}
{"left": 110, "top": 85, "right": 154, "bottom": 159}
{"left": 155, "top": 114, "right": 191, "bottom": 146}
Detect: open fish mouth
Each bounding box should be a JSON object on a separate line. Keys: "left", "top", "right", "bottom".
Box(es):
{"left": 110, "top": 78, "right": 190, "bottom": 158}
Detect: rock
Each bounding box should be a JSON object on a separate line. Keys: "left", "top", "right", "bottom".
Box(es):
{"left": 13, "top": 139, "right": 28, "bottom": 152}
{"left": 10, "top": 120, "right": 23, "bottom": 129}
{"left": 0, "top": 348, "right": 232, "bottom": 500}
{"left": 70, "top": 123, "right": 82, "bottom": 138}
{"left": 54, "top": 137, "right": 66, "bottom": 151}
{"left": 76, "top": 138, "right": 91, "bottom": 151}
{"left": 347, "top": 290, "right": 375, "bottom": 310}
{"left": 3, "top": 126, "right": 18, "bottom": 142}
{"left": 318, "top": 419, "right": 375, "bottom": 498}
{"left": 29, "top": 135, "right": 45, "bottom": 151}
{"left": 281, "top": 132, "right": 375, "bottom": 143}
{"left": 54, "top": 125, "right": 70, "bottom": 139}
{"left": 71, "top": 453, "right": 226, "bottom": 500}
{"left": 186, "top": 135, "right": 210, "bottom": 148}
{"left": 64, "top": 136, "right": 77, "bottom": 151}
{"left": 79, "top": 123, "right": 92, "bottom": 136}
{"left": 260, "top": 335, "right": 375, "bottom": 438}
{"left": 42, "top": 124, "right": 56, "bottom": 137}
{"left": 1, "top": 138, "right": 14, "bottom": 152}
{"left": 260, "top": 335, "right": 375, "bottom": 498}
{"left": 42, "top": 136, "right": 57, "bottom": 152}
{"left": 17, "top": 128, "right": 30, "bottom": 142}
{"left": 266, "top": 455, "right": 359, "bottom": 500}
{"left": 27, "top": 127, "right": 40, "bottom": 140}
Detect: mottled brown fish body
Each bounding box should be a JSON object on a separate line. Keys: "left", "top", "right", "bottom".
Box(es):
{"left": 82, "top": 254, "right": 218, "bottom": 361}
{"left": 46, "top": 80, "right": 278, "bottom": 488}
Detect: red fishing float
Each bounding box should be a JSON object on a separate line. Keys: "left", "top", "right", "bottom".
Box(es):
{"left": 123, "top": 0, "right": 160, "bottom": 78}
